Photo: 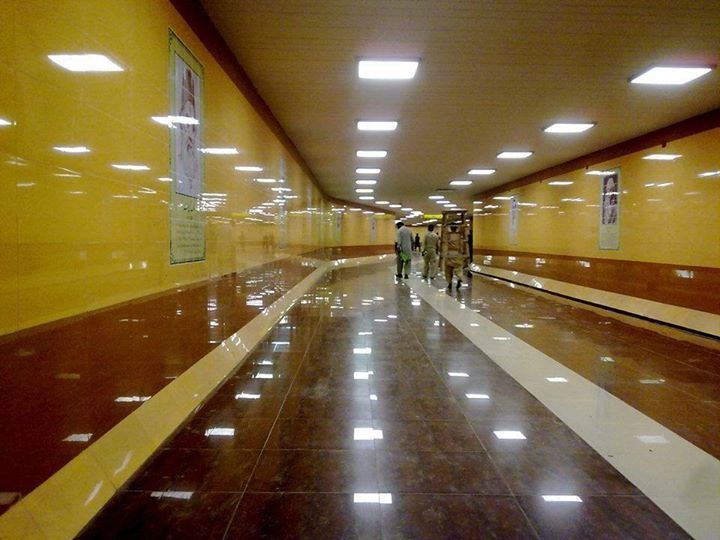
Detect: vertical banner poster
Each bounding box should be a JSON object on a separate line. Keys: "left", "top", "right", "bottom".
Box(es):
{"left": 599, "top": 169, "right": 620, "bottom": 250}
{"left": 509, "top": 195, "right": 519, "bottom": 245}
{"left": 369, "top": 216, "right": 377, "bottom": 243}
{"left": 334, "top": 212, "right": 342, "bottom": 243}
{"left": 169, "top": 31, "right": 205, "bottom": 264}
{"left": 277, "top": 156, "right": 288, "bottom": 249}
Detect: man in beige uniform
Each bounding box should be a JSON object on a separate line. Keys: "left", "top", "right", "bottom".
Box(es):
{"left": 443, "top": 224, "right": 466, "bottom": 290}
{"left": 422, "top": 224, "right": 439, "bottom": 280}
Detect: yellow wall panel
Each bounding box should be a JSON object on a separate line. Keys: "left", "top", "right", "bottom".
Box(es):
{"left": 475, "top": 128, "right": 720, "bottom": 268}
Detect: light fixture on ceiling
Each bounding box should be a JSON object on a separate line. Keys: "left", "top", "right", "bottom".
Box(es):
{"left": 376, "top": 201, "right": 390, "bottom": 204}
{"left": 497, "top": 151, "right": 533, "bottom": 159}
{"left": 548, "top": 180, "right": 574, "bottom": 186}
{"left": 355, "top": 179, "right": 377, "bottom": 185}
{"left": 356, "top": 167, "right": 381, "bottom": 174}
{"left": 544, "top": 123, "right": 595, "bottom": 133}
{"left": 428, "top": 195, "right": 444, "bottom": 199}
{"left": 356, "top": 150, "right": 388, "bottom": 158}
{"left": 389, "top": 204, "right": 401, "bottom": 208}
{"left": 698, "top": 170, "right": 720, "bottom": 177}
{"left": 151, "top": 115, "right": 199, "bottom": 126}
{"left": 449, "top": 180, "right": 472, "bottom": 186}
{"left": 468, "top": 168, "right": 495, "bottom": 175}
{"left": 255, "top": 178, "right": 277, "bottom": 183}
{"left": 355, "top": 188, "right": 374, "bottom": 193}
{"left": 630, "top": 66, "right": 713, "bottom": 85}
{"left": 358, "top": 59, "right": 419, "bottom": 80}
{"left": 585, "top": 170, "right": 615, "bottom": 176}
{"left": 235, "top": 166, "right": 263, "bottom": 172}
{"left": 359, "top": 196, "right": 375, "bottom": 200}
{"left": 48, "top": 53, "right": 124, "bottom": 72}
{"left": 401, "top": 207, "right": 412, "bottom": 211}
{"left": 53, "top": 146, "right": 90, "bottom": 153}
{"left": 493, "top": 196, "right": 513, "bottom": 200}
{"left": 643, "top": 154, "right": 682, "bottom": 161}
{"left": 357, "top": 121, "right": 398, "bottom": 131}
{"left": 0, "top": 118, "right": 13, "bottom": 126}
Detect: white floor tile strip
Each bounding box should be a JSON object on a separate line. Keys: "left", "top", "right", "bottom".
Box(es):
{"left": 405, "top": 272, "right": 720, "bottom": 540}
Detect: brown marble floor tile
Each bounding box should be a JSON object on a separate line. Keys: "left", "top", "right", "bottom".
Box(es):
{"left": 376, "top": 450, "right": 510, "bottom": 494}
{"left": 371, "top": 394, "right": 466, "bottom": 421}
{"left": 373, "top": 420, "right": 483, "bottom": 452}
{"left": 491, "top": 448, "right": 641, "bottom": 496}
{"left": 167, "top": 416, "right": 275, "bottom": 449}
{"left": 195, "top": 388, "right": 287, "bottom": 420}
{"left": 128, "top": 448, "right": 259, "bottom": 492}
{"left": 265, "top": 418, "right": 376, "bottom": 450}
{"left": 248, "top": 450, "right": 378, "bottom": 493}
{"left": 380, "top": 494, "right": 538, "bottom": 539}
{"left": 226, "top": 492, "right": 381, "bottom": 539}
{"left": 280, "top": 394, "right": 373, "bottom": 420}
{"left": 517, "top": 495, "right": 690, "bottom": 539}
{"left": 78, "top": 491, "right": 241, "bottom": 540}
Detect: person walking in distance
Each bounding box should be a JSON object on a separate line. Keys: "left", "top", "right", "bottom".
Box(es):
{"left": 443, "top": 224, "right": 466, "bottom": 290}
{"left": 395, "top": 221, "right": 413, "bottom": 279}
{"left": 422, "top": 223, "right": 439, "bottom": 280}
{"left": 414, "top": 233, "right": 421, "bottom": 252}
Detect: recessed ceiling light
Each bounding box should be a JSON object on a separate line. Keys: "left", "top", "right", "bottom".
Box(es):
{"left": 389, "top": 204, "right": 402, "bottom": 208}
{"left": 428, "top": 195, "right": 444, "bottom": 199}
{"left": 350, "top": 208, "right": 362, "bottom": 211}
{"left": 643, "top": 154, "right": 682, "bottom": 161}
{"left": 355, "top": 179, "right": 377, "bottom": 185}
{"left": 473, "top": 200, "right": 483, "bottom": 204}
{"left": 376, "top": 201, "right": 390, "bottom": 205}
{"left": 53, "top": 146, "right": 90, "bottom": 153}
{"left": 436, "top": 200, "right": 449, "bottom": 204}
{"left": 48, "top": 53, "right": 124, "bottom": 72}
{"left": 585, "top": 170, "right": 615, "bottom": 176}
{"left": 0, "top": 118, "right": 14, "bottom": 126}
{"left": 235, "top": 166, "right": 263, "bottom": 172}
{"left": 200, "top": 147, "right": 239, "bottom": 155}
{"left": 357, "top": 121, "right": 398, "bottom": 131}
{"left": 468, "top": 168, "right": 495, "bottom": 175}
{"left": 355, "top": 188, "right": 374, "bottom": 193}
{"left": 449, "top": 180, "right": 472, "bottom": 186}
{"left": 630, "top": 66, "right": 713, "bottom": 85}
{"left": 359, "top": 196, "right": 375, "bottom": 200}
{"left": 112, "top": 164, "right": 149, "bottom": 171}
{"left": 356, "top": 150, "right": 388, "bottom": 158}
{"left": 497, "top": 151, "right": 533, "bottom": 159}
{"left": 548, "top": 180, "right": 573, "bottom": 186}
{"left": 493, "top": 196, "right": 513, "bottom": 200}
{"left": 544, "top": 123, "right": 595, "bottom": 133}
{"left": 698, "top": 170, "right": 720, "bottom": 177}
{"left": 356, "top": 168, "right": 381, "bottom": 174}
{"left": 443, "top": 203, "right": 456, "bottom": 207}
{"left": 358, "top": 59, "right": 419, "bottom": 80}
{"left": 401, "top": 207, "right": 412, "bottom": 211}
{"left": 362, "top": 210, "right": 373, "bottom": 214}
{"left": 255, "top": 178, "right": 277, "bottom": 183}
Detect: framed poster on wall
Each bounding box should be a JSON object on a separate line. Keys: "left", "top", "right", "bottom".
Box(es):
{"left": 169, "top": 30, "right": 206, "bottom": 264}
{"left": 599, "top": 169, "right": 620, "bottom": 250}
{"left": 509, "top": 195, "right": 519, "bottom": 245}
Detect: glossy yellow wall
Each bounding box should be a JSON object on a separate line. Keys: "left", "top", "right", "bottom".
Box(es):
{"left": 474, "top": 127, "right": 720, "bottom": 268}
{"left": 0, "top": 0, "right": 332, "bottom": 335}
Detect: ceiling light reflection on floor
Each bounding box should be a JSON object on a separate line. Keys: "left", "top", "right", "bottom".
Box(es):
{"left": 494, "top": 431, "right": 526, "bottom": 440}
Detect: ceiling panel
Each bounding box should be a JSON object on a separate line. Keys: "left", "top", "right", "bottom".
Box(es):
{"left": 201, "top": 0, "right": 720, "bottom": 216}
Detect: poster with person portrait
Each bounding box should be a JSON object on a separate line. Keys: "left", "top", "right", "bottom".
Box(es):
{"left": 509, "top": 195, "right": 519, "bottom": 245}
{"left": 599, "top": 169, "right": 620, "bottom": 250}
{"left": 169, "top": 31, "right": 205, "bottom": 264}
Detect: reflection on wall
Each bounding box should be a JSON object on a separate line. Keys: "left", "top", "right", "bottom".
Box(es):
{"left": 0, "top": 0, "right": 381, "bottom": 336}
{"left": 473, "top": 127, "right": 720, "bottom": 268}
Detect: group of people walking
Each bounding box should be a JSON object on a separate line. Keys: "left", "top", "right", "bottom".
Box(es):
{"left": 394, "top": 221, "right": 467, "bottom": 290}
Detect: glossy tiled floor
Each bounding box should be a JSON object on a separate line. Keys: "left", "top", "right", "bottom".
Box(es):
{"left": 81, "top": 264, "right": 691, "bottom": 539}
{"left": 457, "top": 270, "right": 720, "bottom": 459}
{"left": 0, "top": 258, "right": 316, "bottom": 511}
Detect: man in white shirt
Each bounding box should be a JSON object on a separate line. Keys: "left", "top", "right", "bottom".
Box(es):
{"left": 422, "top": 224, "right": 439, "bottom": 280}
{"left": 395, "top": 221, "right": 413, "bottom": 279}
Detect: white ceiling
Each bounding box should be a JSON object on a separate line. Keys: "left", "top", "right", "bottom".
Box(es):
{"left": 201, "top": 0, "right": 720, "bottom": 216}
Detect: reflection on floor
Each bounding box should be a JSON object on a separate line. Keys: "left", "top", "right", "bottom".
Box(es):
{"left": 302, "top": 245, "right": 394, "bottom": 260}
{"left": 80, "top": 264, "right": 691, "bottom": 538}
{"left": 0, "top": 258, "right": 315, "bottom": 515}
{"left": 457, "top": 272, "right": 720, "bottom": 459}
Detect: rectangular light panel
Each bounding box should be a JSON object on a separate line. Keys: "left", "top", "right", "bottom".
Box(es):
{"left": 48, "top": 54, "right": 124, "bottom": 72}
{"left": 544, "top": 123, "right": 595, "bottom": 133}
{"left": 235, "top": 166, "right": 263, "bottom": 172}
{"left": 357, "top": 121, "right": 398, "bottom": 131}
{"left": 468, "top": 169, "right": 495, "bottom": 175}
{"left": 356, "top": 168, "right": 381, "bottom": 174}
{"left": 631, "top": 66, "right": 712, "bottom": 85}
{"left": 356, "top": 150, "right": 388, "bottom": 158}
{"left": 643, "top": 154, "right": 682, "bottom": 161}
{"left": 497, "top": 151, "right": 533, "bottom": 159}
{"left": 358, "top": 60, "right": 418, "bottom": 80}
{"left": 449, "top": 180, "right": 472, "bottom": 186}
